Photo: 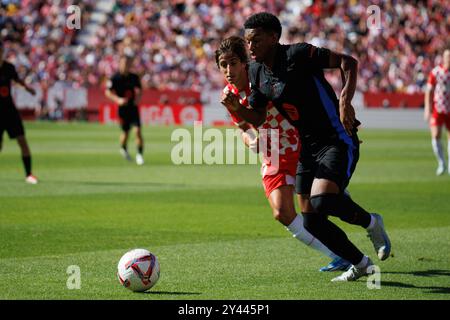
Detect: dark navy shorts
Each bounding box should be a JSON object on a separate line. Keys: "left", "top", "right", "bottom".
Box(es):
{"left": 295, "top": 134, "right": 360, "bottom": 194}
{"left": 118, "top": 105, "right": 141, "bottom": 132}
{"left": 0, "top": 106, "right": 25, "bottom": 140}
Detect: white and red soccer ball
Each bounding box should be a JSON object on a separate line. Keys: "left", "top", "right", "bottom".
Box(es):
{"left": 117, "top": 249, "right": 160, "bottom": 292}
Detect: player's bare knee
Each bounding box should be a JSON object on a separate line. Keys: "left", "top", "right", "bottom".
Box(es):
{"left": 272, "top": 207, "right": 295, "bottom": 225}
{"left": 311, "top": 179, "right": 340, "bottom": 196}
{"left": 272, "top": 207, "right": 283, "bottom": 222}
{"left": 134, "top": 127, "right": 142, "bottom": 136}
{"left": 431, "top": 126, "right": 441, "bottom": 139}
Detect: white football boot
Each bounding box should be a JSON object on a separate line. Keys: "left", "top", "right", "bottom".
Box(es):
{"left": 120, "top": 148, "right": 132, "bottom": 161}
{"left": 332, "top": 257, "right": 375, "bottom": 282}
{"left": 367, "top": 213, "right": 392, "bottom": 260}
{"left": 436, "top": 163, "right": 445, "bottom": 176}
{"left": 136, "top": 153, "right": 144, "bottom": 166}
{"left": 25, "top": 174, "right": 38, "bottom": 184}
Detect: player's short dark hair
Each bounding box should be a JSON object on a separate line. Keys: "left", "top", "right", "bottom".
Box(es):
{"left": 244, "top": 12, "right": 282, "bottom": 40}
{"left": 215, "top": 36, "right": 248, "bottom": 68}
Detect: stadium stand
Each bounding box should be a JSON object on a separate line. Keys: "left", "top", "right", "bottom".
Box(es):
{"left": 0, "top": 0, "right": 448, "bottom": 121}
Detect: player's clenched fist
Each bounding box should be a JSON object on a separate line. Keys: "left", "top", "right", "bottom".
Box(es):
{"left": 220, "top": 86, "right": 241, "bottom": 112}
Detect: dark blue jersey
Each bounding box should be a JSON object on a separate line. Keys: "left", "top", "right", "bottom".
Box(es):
{"left": 248, "top": 43, "right": 360, "bottom": 152}
{"left": 107, "top": 72, "right": 141, "bottom": 107}
{"left": 0, "top": 61, "right": 19, "bottom": 109}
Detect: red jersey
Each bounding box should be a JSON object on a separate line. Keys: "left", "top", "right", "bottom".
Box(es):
{"left": 427, "top": 64, "right": 450, "bottom": 114}
{"left": 223, "top": 82, "right": 300, "bottom": 178}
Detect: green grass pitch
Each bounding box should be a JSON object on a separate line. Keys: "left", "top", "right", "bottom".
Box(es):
{"left": 0, "top": 122, "right": 449, "bottom": 300}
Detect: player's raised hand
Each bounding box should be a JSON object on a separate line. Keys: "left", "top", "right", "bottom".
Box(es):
{"left": 339, "top": 100, "right": 355, "bottom": 136}
{"left": 220, "top": 87, "right": 240, "bottom": 112}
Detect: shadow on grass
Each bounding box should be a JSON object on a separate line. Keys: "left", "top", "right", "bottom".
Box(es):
{"left": 380, "top": 269, "right": 450, "bottom": 294}
{"left": 141, "top": 291, "right": 202, "bottom": 296}
{"left": 384, "top": 269, "right": 450, "bottom": 277}
{"left": 381, "top": 281, "right": 450, "bottom": 294}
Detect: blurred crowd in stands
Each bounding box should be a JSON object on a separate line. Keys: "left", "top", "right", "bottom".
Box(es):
{"left": 1, "top": 0, "right": 449, "bottom": 94}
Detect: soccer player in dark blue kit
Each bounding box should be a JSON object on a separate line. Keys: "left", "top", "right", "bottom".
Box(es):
{"left": 0, "top": 41, "right": 38, "bottom": 184}
{"left": 226, "top": 13, "right": 391, "bottom": 281}
{"left": 105, "top": 54, "right": 144, "bottom": 166}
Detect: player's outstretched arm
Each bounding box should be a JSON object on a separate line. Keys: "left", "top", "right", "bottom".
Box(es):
{"left": 14, "top": 76, "right": 36, "bottom": 96}
{"left": 328, "top": 51, "right": 358, "bottom": 136}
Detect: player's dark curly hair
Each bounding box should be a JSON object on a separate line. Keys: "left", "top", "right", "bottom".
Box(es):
{"left": 244, "top": 12, "right": 282, "bottom": 40}
{"left": 215, "top": 36, "right": 249, "bottom": 68}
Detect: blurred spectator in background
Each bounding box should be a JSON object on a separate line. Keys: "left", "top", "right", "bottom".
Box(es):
{"left": 0, "top": 0, "right": 448, "bottom": 95}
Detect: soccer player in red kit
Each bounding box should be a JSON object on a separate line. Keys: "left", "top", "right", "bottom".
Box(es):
{"left": 425, "top": 48, "right": 450, "bottom": 176}
{"left": 216, "top": 36, "right": 351, "bottom": 272}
